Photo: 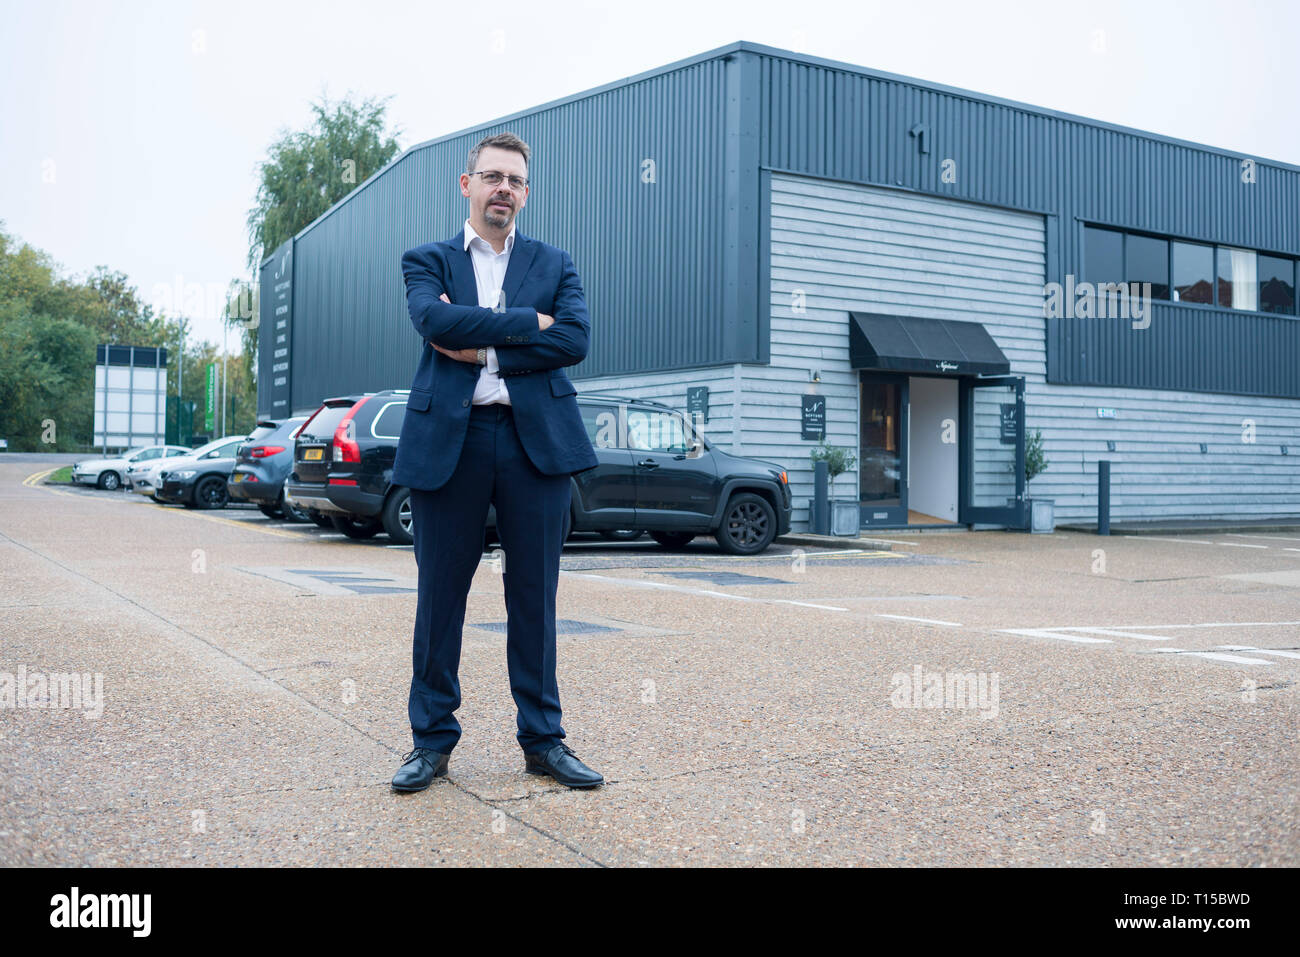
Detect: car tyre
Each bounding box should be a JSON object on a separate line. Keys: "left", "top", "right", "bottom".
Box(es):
{"left": 97, "top": 471, "right": 121, "bottom": 491}
{"left": 381, "top": 488, "right": 413, "bottom": 545}
{"left": 309, "top": 509, "right": 334, "bottom": 528}
{"left": 258, "top": 504, "right": 282, "bottom": 519}
{"left": 280, "top": 493, "right": 311, "bottom": 523}
{"left": 715, "top": 492, "right": 776, "bottom": 555}
{"left": 650, "top": 531, "right": 695, "bottom": 549}
{"left": 331, "top": 515, "right": 382, "bottom": 539}
{"left": 194, "top": 476, "right": 229, "bottom": 509}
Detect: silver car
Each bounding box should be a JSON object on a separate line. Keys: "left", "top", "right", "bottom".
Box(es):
{"left": 129, "top": 437, "right": 247, "bottom": 498}
{"left": 71, "top": 445, "right": 191, "bottom": 491}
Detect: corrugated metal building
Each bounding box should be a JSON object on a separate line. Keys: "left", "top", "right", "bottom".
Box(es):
{"left": 259, "top": 41, "right": 1300, "bottom": 530}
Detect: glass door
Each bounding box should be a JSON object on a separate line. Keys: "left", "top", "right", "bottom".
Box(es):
{"left": 959, "top": 376, "right": 1026, "bottom": 527}
{"left": 858, "top": 374, "right": 908, "bottom": 526}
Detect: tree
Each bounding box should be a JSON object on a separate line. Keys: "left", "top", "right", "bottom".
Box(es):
{"left": 246, "top": 93, "right": 402, "bottom": 270}
{"left": 810, "top": 443, "right": 858, "bottom": 500}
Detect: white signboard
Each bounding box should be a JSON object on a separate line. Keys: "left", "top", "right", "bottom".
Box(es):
{"left": 93, "top": 345, "right": 167, "bottom": 451}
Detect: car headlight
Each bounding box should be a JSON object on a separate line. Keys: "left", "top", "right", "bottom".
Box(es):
{"left": 171, "top": 470, "right": 197, "bottom": 480}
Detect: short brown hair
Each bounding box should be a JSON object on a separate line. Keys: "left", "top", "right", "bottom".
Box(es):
{"left": 467, "top": 132, "right": 530, "bottom": 174}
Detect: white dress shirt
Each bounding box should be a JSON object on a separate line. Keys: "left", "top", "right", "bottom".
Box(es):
{"left": 464, "top": 219, "right": 514, "bottom": 406}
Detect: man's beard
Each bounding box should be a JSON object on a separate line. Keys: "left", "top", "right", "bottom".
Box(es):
{"left": 484, "top": 201, "right": 513, "bottom": 229}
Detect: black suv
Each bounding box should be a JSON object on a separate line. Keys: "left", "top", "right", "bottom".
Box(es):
{"left": 287, "top": 390, "right": 791, "bottom": 554}
{"left": 284, "top": 392, "right": 410, "bottom": 541}
{"left": 545, "top": 393, "right": 791, "bottom": 554}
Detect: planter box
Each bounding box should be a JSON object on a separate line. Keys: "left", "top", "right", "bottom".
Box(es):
{"left": 831, "top": 500, "right": 859, "bottom": 536}
{"left": 1029, "top": 498, "right": 1056, "bottom": 534}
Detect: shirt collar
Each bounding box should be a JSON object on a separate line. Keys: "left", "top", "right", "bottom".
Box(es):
{"left": 463, "top": 218, "right": 515, "bottom": 254}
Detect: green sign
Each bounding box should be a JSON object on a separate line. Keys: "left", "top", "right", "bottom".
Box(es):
{"left": 205, "top": 363, "right": 216, "bottom": 433}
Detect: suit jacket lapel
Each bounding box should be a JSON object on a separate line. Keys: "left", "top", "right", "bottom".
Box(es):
{"left": 501, "top": 232, "right": 538, "bottom": 308}
{"left": 444, "top": 231, "right": 479, "bottom": 306}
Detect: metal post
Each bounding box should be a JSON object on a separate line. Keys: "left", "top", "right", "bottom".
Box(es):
{"left": 1097, "top": 459, "right": 1111, "bottom": 536}
{"left": 813, "top": 460, "right": 830, "bottom": 535}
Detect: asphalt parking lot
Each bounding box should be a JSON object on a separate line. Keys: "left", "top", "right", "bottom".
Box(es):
{"left": 2, "top": 455, "right": 1297, "bottom": 866}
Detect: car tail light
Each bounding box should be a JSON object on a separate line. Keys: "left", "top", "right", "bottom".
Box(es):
{"left": 249, "top": 445, "right": 286, "bottom": 458}
{"left": 332, "top": 398, "right": 370, "bottom": 463}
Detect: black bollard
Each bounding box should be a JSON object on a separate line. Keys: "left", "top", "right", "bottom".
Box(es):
{"left": 1097, "top": 459, "right": 1111, "bottom": 536}
{"left": 813, "top": 460, "right": 830, "bottom": 535}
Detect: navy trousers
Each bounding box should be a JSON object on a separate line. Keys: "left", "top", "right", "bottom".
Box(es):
{"left": 407, "top": 402, "right": 570, "bottom": 755}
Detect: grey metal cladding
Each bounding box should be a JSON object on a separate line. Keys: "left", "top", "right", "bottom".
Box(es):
{"left": 287, "top": 54, "right": 742, "bottom": 410}
{"left": 753, "top": 47, "right": 1300, "bottom": 399}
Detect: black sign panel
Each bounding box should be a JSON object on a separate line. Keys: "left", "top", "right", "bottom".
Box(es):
{"left": 687, "top": 386, "right": 709, "bottom": 423}
{"left": 801, "top": 394, "right": 826, "bottom": 441}
{"left": 1000, "top": 403, "right": 1018, "bottom": 445}
{"left": 259, "top": 240, "right": 294, "bottom": 419}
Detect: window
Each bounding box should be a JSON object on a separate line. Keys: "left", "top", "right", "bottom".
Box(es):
{"left": 627, "top": 408, "right": 690, "bottom": 453}
{"left": 1259, "top": 255, "right": 1296, "bottom": 315}
{"left": 1172, "top": 242, "right": 1214, "bottom": 304}
{"left": 1217, "top": 246, "right": 1258, "bottom": 310}
{"left": 1126, "top": 234, "right": 1169, "bottom": 299}
{"left": 133, "top": 448, "right": 163, "bottom": 461}
{"left": 370, "top": 402, "right": 405, "bottom": 439}
{"left": 1083, "top": 226, "right": 1123, "bottom": 285}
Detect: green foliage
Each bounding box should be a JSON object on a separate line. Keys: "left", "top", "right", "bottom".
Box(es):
{"left": 1025, "top": 428, "right": 1049, "bottom": 483}
{"left": 810, "top": 443, "right": 858, "bottom": 498}
{"left": 246, "top": 94, "right": 402, "bottom": 270}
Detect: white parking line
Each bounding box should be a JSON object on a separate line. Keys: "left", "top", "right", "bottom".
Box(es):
{"left": 1153, "top": 648, "right": 1271, "bottom": 665}
{"left": 998, "top": 628, "right": 1112, "bottom": 644}
{"left": 1228, "top": 533, "right": 1300, "bottom": 542}
{"left": 874, "top": 614, "right": 963, "bottom": 627}
{"left": 1061, "top": 627, "right": 1172, "bottom": 641}
{"left": 1216, "top": 645, "right": 1300, "bottom": 660}
{"left": 561, "top": 571, "right": 848, "bottom": 611}
{"left": 1124, "top": 536, "right": 1214, "bottom": 545}
{"left": 1216, "top": 542, "right": 1269, "bottom": 549}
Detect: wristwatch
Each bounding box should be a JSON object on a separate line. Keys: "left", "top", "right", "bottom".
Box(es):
{"left": 476, "top": 347, "right": 487, "bottom": 366}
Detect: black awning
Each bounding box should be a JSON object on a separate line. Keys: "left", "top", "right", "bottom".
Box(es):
{"left": 849, "top": 312, "right": 1010, "bottom": 376}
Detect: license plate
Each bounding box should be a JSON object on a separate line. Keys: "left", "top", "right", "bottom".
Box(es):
{"left": 303, "top": 448, "right": 323, "bottom": 461}
{"left": 231, "top": 473, "right": 244, "bottom": 482}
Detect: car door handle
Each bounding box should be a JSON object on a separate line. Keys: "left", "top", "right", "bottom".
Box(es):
{"left": 636, "top": 458, "right": 660, "bottom": 469}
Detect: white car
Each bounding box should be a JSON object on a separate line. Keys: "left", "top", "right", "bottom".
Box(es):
{"left": 71, "top": 445, "right": 191, "bottom": 491}
{"left": 129, "top": 436, "right": 247, "bottom": 498}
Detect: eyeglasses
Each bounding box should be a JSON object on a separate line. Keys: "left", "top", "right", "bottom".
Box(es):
{"left": 469, "top": 170, "right": 528, "bottom": 191}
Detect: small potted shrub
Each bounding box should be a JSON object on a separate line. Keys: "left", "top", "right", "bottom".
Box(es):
{"left": 810, "top": 443, "right": 859, "bottom": 536}
{"left": 1025, "top": 428, "right": 1053, "bottom": 533}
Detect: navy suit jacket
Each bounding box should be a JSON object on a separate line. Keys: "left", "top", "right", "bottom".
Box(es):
{"left": 391, "top": 229, "right": 600, "bottom": 492}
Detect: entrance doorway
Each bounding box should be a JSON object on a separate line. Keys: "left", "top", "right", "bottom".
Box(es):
{"left": 857, "top": 371, "right": 1026, "bottom": 529}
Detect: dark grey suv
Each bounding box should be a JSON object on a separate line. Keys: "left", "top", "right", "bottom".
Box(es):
{"left": 491, "top": 394, "right": 792, "bottom": 555}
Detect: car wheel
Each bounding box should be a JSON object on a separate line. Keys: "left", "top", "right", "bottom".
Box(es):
{"left": 650, "top": 531, "right": 695, "bottom": 549}
{"left": 97, "top": 471, "right": 121, "bottom": 491}
{"left": 599, "top": 529, "right": 644, "bottom": 541}
{"left": 258, "top": 504, "right": 282, "bottom": 519}
{"left": 715, "top": 492, "right": 776, "bottom": 555}
{"left": 280, "top": 494, "right": 311, "bottom": 524}
{"left": 309, "top": 510, "right": 334, "bottom": 528}
{"left": 381, "top": 488, "right": 413, "bottom": 545}
{"left": 331, "top": 515, "right": 382, "bottom": 540}
{"left": 194, "top": 476, "right": 229, "bottom": 509}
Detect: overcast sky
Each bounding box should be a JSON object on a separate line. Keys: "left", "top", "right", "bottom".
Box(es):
{"left": 2, "top": 0, "right": 1297, "bottom": 351}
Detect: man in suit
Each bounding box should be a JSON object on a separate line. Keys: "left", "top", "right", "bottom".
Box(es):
{"left": 389, "top": 132, "right": 603, "bottom": 792}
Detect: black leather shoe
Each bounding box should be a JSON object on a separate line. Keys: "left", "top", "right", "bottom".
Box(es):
{"left": 524, "top": 743, "right": 604, "bottom": 789}
{"left": 391, "top": 748, "right": 450, "bottom": 792}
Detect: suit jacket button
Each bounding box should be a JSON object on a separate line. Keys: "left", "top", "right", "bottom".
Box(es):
{"left": 462, "top": 399, "right": 469, "bottom": 407}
